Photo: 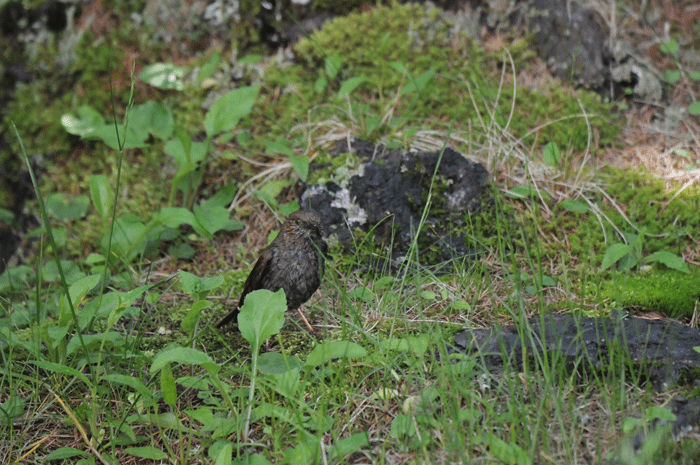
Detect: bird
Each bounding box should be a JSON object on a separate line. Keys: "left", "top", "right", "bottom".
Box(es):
{"left": 216, "top": 210, "right": 327, "bottom": 332}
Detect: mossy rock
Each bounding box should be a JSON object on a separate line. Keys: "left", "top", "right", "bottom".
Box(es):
{"left": 599, "top": 268, "right": 700, "bottom": 318}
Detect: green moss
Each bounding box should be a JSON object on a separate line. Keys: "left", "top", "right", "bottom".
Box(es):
{"left": 599, "top": 268, "right": 700, "bottom": 318}
{"left": 292, "top": 3, "right": 620, "bottom": 151}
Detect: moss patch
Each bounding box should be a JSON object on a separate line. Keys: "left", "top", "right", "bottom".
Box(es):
{"left": 599, "top": 268, "right": 700, "bottom": 318}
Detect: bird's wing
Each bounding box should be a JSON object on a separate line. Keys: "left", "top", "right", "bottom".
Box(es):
{"left": 216, "top": 246, "right": 275, "bottom": 329}
{"left": 237, "top": 245, "right": 275, "bottom": 307}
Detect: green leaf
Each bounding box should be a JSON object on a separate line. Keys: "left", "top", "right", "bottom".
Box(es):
{"left": 138, "top": 63, "right": 187, "bottom": 91}
{"left": 324, "top": 55, "right": 343, "bottom": 80}
{"left": 665, "top": 69, "right": 681, "bottom": 84}
{"left": 204, "top": 85, "right": 260, "bottom": 137}
{"left": 59, "top": 274, "right": 101, "bottom": 323}
{"left": 290, "top": 154, "right": 309, "bottom": 181}
{"left": 61, "top": 105, "right": 105, "bottom": 137}
{"left": 181, "top": 300, "right": 212, "bottom": 336}
{"left": 102, "top": 214, "right": 147, "bottom": 261}
{"left": 643, "top": 251, "right": 690, "bottom": 273}
{"left": 0, "top": 396, "right": 26, "bottom": 424}
{"left": 46, "top": 193, "right": 90, "bottom": 221}
{"left": 305, "top": 341, "right": 368, "bottom": 367}
{"left": 347, "top": 286, "right": 375, "bottom": 303}
{"left": 193, "top": 204, "right": 231, "bottom": 236}
{"left": 559, "top": 199, "right": 589, "bottom": 213}
{"left": 601, "top": 243, "right": 632, "bottom": 271}
{"left": 89, "top": 175, "right": 113, "bottom": 219}
{"left": 238, "top": 289, "right": 287, "bottom": 349}
{"left": 338, "top": 76, "right": 370, "bottom": 99}
{"left": 542, "top": 141, "right": 561, "bottom": 167}
{"left": 264, "top": 138, "right": 294, "bottom": 157}
{"left": 689, "top": 70, "right": 700, "bottom": 82}
{"left": 196, "top": 52, "right": 221, "bottom": 83}
{"left": 44, "top": 447, "right": 89, "bottom": 460}
{"left": 178, "top": 271, "right": 224, "bottom": 294}
{"left": 504, "top": 185, "right": 551, "bottom": 203}
{"left": 161, "top": 362, "right": 177, "bottom": 407}
{"left": 379, "top": 335, "right": 429, "bottom": 356}
{"left": 129, "top": 101, "right": 175, "bottom": 140}
{"left": 659, "top": 39, "right": 679, "bottom": 54}
{"left": 66, "top": 331, "right": 125, "bottom": 356}
{"left": 210, "top": 441, "right": 234, "bottom": 465}
{"left": 689, "top": 101, "right": 700, "bottom": 116}
{"left": 32, "top": 361, "right": 91, "bottom": 387}
{"left": 102, "top": 374, "right": 155, "bottom": 403}
{"left": 124, "top": 446, "right": 168, "bottom": 460}
{"left": 150, "top": 346, "right": 219, "bottom": 375}
{"left": 331, "top": 433, "right": 369, "bottom": 460}
{"left": 399, "top": 68, "right": 435, "bottom": 96}
{"left": 644, "top": 405, "right": 676, "bottom": 422}
{"left": 258, "top": 352, "right": 303, "bottom": 375}
{"left": 203, "top": 182, "right": 236, "bottom": 209}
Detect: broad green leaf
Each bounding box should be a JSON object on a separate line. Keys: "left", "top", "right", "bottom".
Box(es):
{"left": 61, "top": 105, "right": 104, "bottom": 136}
{"left": 150, "top": 346, "right": 219, "bottom": 375}
{"left": 0, "top": 396, "right": 26, "bottom": 423}
{"left": 347, "top": 286, "right": 375, "bottom": 303}
{"left": 204, "top": 85, "right": 260, "bottom": 137}
{"left": 238, "top": 289, "right": 287, "bottom": 348}
{"left": 665, "top": 69, "right": 681, "bottom": 84}
{"left": 203, "top": 182, "right": 236, "bottom": 209}
{"left": 161, "top": 362, "right": 177, "bottom": 407}
{"left": 138, "top": 63, "right": 187, "bottom": 91}
{"left": 124, "top": 446, "right": 168, "bottom": 460}
{"left": 379, "top": 335, "right": 429, "bottom": 356}
{"left": 399, "top": 68, "right": 435, "bottom": 96}
{"left": 324, "top": 55, "right": 343, "bottom": 80}
{"left": 264, "top": 138, "right": 294, "bottom": 157}
{"left": 601, "top": 243, "right": 632, "bottom": 271}
{"left": 46, "top": 193, "right": 90, "bottom": 221}
{"left": 89, "top": 175, "right": 113, "bottom": 219}
{"left": 266, "top": 367, "right": 300, "bottom": 399}
{"left": 193, "top": 204, "right": 230, "bottom": 236}
{"left": 659, "top": 39, "right": 679, "bottom": 54}
{"left": 338, "top": 77, "right": 370, "bottom": 99}
{"left": 258, "top": 352, "right": 303, "bottom": 375}
{"left": 44, "top": 447, "right": 89, "bottom": 460}
{"left": 331, "top": 432, "right": 369, "bottom": 460}
{"left": 211, "top": 441, "right": 234, "bottom": 465}
{"left": 689, "top": 101, "right": 700, "bottom": 116}
{"left": 559, "top": 199, "right": 589, "bottom": 213}
{"left": 103, "top": 214, "right": 147, "bottom": 261}
{"left": 504, "top": 185, "right": 551, "bottom": 203}
{"left": 129, "top": 100, "right": 175, "bottom": 140}
{"left": 290, "top": 154, "right": 309, "bottom": 181}
{"left": 181, "top": 300, "right": 212, "bottom": 335}
{"left": 305, "top": 341, "right": 368, "bottom": 367}
{"left": 102, "top": 374, "right": 155, "bottom": 403}
{"left": 59, "top": 274, "right": 101, "bottom": 324}
{"left": 66, "top": 331, "right": 125, "bottom": 356}
{"left": 643, "top": 251, "right": 689, "bottom": 273}
{"left": 32, "top": 360, "right": 91, "bottom": 387}
{"left": 542, "top": 141, "right": 561, "bottom": 167}
{"left": 197, "top": 52, "right": 221, "bottom": 83}
{"left": 178, "top": 271, "right": 224, "bottom": 294}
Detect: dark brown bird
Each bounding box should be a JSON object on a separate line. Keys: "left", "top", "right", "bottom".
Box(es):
{"left": 216, "top": 210, "right": 327, "bottom": 332}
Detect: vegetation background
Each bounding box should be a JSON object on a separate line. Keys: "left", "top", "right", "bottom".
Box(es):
{"left": 1, "top": 0, "right": 699, "bottom": 463}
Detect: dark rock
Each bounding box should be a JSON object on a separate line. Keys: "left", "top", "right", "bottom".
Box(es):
{"left": 449, "top": 313, "right": 700, "bottom": 390}
{"left": 300, "top": 138, "right": 490, "bottom": 272}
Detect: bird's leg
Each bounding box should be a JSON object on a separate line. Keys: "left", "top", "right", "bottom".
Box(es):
{"left": 296, "top": 308, "right": 315, "bottom": 333}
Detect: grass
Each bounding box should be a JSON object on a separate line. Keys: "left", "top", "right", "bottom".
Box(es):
{"left": 2, "top": 2, "right": 700, "bottom": 464}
